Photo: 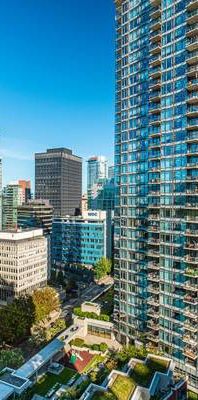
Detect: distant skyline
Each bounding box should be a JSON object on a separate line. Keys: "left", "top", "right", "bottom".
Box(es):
{"left": 0, "top": 0, "right": 115, "bottom": 190}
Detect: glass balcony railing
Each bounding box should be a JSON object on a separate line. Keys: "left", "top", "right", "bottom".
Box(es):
{"left": 187, "top": 23, "right": 198, "bottom": 33}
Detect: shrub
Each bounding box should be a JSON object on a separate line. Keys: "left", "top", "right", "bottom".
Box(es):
{"left": 100, "top": 343, "right": 108, "bottom": 352}
{"left": 92, "top": 344, "right": 100, "bottom": 351}
{"left": 70, "top": 338, "right": 85, "bottom": 347}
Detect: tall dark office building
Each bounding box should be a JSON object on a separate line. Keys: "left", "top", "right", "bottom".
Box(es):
{"left": 35, "top": 148, "right": 82, "bottom": 217}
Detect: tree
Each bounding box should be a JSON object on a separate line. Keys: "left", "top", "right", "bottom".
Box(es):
{"left": 0, "top": 296, "right": 35, "bottom": 345}
{"left": 0, "top": 349, "right": 24, "bottom": 371}
{"left": 94, "top": 258, "right": 112, "bottom": 280}
{"left": 32, "top": 287, "right": 60, "bottom": 323}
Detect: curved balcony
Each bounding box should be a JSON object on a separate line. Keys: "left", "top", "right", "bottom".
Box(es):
{"left": 150, "top": 29, "right": 161, "bottom": 43}
{"left": 184, "top": 294, "right": 198, "bottom": 305}
{"left": 187, "top": 105, "right": 198, "bottom": 117}
{"left": 187, "top": 78, "right": 198, "bottom": 91}
{"left": 148, "top": 261, "right": 160, "bottom": 270}
{"left": 187, "top": 49, "right": 198, "bottom": 64}
{"left": 183, "top": 347, "right": 198, "bottom": 360}
{"left": 187, "top": 35, "right": 198, "bottom": 51}
{"left": 187, "top": 0, "right": 198, "bottom": 12}
{"left": 187, "top": 9, "right": 198, "bottom": 24}
{"left": 187, "top": 92, "right": 198, "bottom": 104}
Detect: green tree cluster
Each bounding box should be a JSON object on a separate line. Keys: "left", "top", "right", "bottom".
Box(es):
{"left": 94, "top": 258, "right": 112, "bottom": 280}
{"left": 32, "top": 286, "right": 60, "bottom": 323}
{"left": 0, "top": 287, "right": 60, "bottom": 346}
{"left": 0, "top": 348, "right": 24, "bottom": 371}
{"left": 0, "top": 296, "right": 35, "bottom": 345}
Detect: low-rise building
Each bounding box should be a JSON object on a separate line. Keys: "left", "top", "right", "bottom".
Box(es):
{"left": 0, "top": 229, "right": 47, "bottom": 305}
{"left": 52, "top": 210, "right": 112, "bottom": 269}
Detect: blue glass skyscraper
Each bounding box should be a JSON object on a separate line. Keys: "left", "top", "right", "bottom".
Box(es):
{"left": 114, "top": 0, "right": 198, "bottom": 390}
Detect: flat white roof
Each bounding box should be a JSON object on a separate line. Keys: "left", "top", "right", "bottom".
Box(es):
{"left": 0, "top": 229, "right": 44, "bottom": 241}
{"left": 0, "top": 383, "right": 14, "bottom": 400}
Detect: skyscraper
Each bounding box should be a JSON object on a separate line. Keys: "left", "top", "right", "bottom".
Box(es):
{"left": 35, "top": 148, "right": 82, "bottom": 217}
{"left": 114, "top": 0, "right": 198, "bottom": 390}
{"left": 87, "top": 156, "right": 108, "bottom": 191}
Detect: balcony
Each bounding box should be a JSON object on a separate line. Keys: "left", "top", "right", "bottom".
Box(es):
{"left": 148, "top": 261, "right": 160, "bottom": 270}
{"left": 183, "top": 347, "right": 198, "bottom": 360}
{"left": 149, "top": 90, "right": 161, "bottom": 102}
{"left": 150, "top": 6, "right": 161, "bottom": 19}
{"left": 187, "top": 49, "right": 198, "bottom": 64}
{"left": 187, "top": 91, "right": 198, "bottom": 104}
{"left": 147, "top": 320, "right": 159, "bottom": 331}
{"left": 147, "top": 332, "right": 159, "bottom": 343}
{"left": 183, "top": 307, "right": 197, "bottom": 319}
{"left": 150, "top": 29, "right": 161, "bottom": 43}
{"left": 187, "top": 9, "right": 198, "bottom": 24}
{"left": 187, "top": 36, "right": 198, "bottom": 51}
{"left": 184, "top": 241, "right": 198, "bottom": 249}
{"left": 150, "top": 42, "right": 161, "bottom": 55}
{"left": 184, "top": 294, "right": 198, "bottom": 305}
{"left": 150, "top": 0, "right": 161, "bottom": 6}
{"left": 187, "top": 22, "right": 198, "bottom": 38}
{"left": 150, "top": 18, "right": 161, "bottom": 32}
{"left": 184, "top": 254, "right": 198, "bottom": 263}
{"left": 185, "top": 229, "right": 198, "bottom": 236}
{"left": 148, "top": 272, "right": 159, "bottom": 282}
{"left": 148, "top": 285, "right": 160, "bottom": 294}
{"left": 150, "top": 78, "right": 161, "bottom": 89}
{"left": 184, "top": 267, "right": 198, "bottom": 277}
{"left": 188, "top": 106, "right": 198, "bottom": 118}
{"left": 187, "top": 131, "right": 198, "bottom": 142}
{"left": 149, "top": 66, "right": 161, "bottom": 79}
{"left": 188, "top": 78, "right": 198, "bottom": 91}
{"left": 187, "top": 0, "right": 198, "bottom": 11}
{"left": 149, "top": 103, "right": 161, "bottom": 113}
{"left": 187, "top": 118, "right": 198, "bottom": 129}
{"left": 184, "top": 281, "right": 198, "bottom": 291}
{"left": 183, "top": 335, "right": 198, "bottom": 347}
{"left": 183, "top": 321, "right": 198, "bottom": 332}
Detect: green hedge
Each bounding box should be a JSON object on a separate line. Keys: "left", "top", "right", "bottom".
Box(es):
{"left": 73, "top": 307, "right": 110, "bottom": 322}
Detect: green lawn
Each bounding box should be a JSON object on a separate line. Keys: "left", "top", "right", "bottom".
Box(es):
{"left": 130, "top": 358, "right": 168, "bottom": 388}
{"left": 33, "top": 367, "right": 76, "bottom": 396}
{"left": 83, "top": 354, "right": 105, "bottom": 373}
{"left": 111, "top": 375, "right": 135, "bottom": 400}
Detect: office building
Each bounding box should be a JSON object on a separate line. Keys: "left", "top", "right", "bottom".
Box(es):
{"left": 2, "top": 183, "right": 23, "bottom": 230}
{"left": 114, "top": 0, "right": 198, "bottom": 390}
{"left": 18, "top": 180, "right": 31, "bottom": 203}
{"left": 35, "top": 148, "right": 82, "bottom": 217}
{"left": 87, "top": 156, "right": 108, "bottom": 191}
{"left": 17, "top": 200, "right": 53, "bottom": 235}
{"left": 0, "top": 229, "right": 47, "bottom": 305}
{"left": 52, "top": 210, "right": 111, "bottom": 268}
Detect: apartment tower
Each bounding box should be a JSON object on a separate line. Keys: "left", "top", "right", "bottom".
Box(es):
{"left": 114, "top": 0, "right": 198, "bottom": 390}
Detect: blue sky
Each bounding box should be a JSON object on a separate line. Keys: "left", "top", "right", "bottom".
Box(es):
{"left": 0, "top": 0, "right": 115, "bottom": 190}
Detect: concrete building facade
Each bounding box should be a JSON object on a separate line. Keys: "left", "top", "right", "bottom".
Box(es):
{"left": 0, "top": 229, "right": 47, "bottom": 304}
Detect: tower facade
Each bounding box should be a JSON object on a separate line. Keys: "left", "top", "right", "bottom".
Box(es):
{"left": 114, "top": 0, "right": 198, "bottom": 389}
{"left": 35, "top": 148, "right": 82, "bottom": 217}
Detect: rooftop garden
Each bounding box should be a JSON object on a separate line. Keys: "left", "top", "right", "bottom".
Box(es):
{"left": 73, "top": 307, "right": 110, "bottom": 322}
{"left": 33, "top": 367, "right": 76, "bottom": 396}
{"left": 110, "top": 374, "right": 135, "bottom": 400}
{"left": 130, "top": 357, "right": 169, "bottom": 388}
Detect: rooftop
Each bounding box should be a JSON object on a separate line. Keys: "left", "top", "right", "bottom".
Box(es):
{"left": 0, "top": 229, "right": 44, "bottom": 241}
{"left": 16, "top": 339, "right": 64, "bottom": 379}
{"left": 0, "top": 384, "right": 14, "bottom": 400}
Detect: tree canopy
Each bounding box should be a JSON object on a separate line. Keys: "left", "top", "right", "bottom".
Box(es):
{"left": 94, "top": 257, "right": 112, "bottom": 280}
{"left": 32, "top": 286, "right": 60, "bottom": 323}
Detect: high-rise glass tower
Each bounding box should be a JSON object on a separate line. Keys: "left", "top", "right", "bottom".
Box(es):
{"left": 114, "top": 0, "right": 198, "bottom": 390}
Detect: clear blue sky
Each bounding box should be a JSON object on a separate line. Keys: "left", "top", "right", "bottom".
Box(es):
{"left": 0, "top": 0, "right": 115, "bottom": 190}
